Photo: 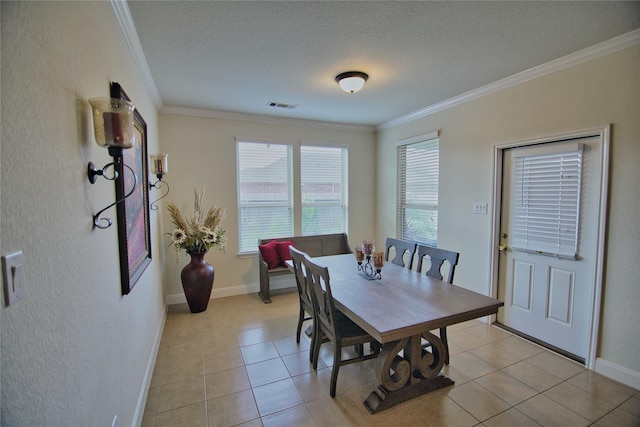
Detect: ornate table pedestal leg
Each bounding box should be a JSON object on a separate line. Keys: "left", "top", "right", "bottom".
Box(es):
{"left": 364, "top": 331, "right": 454, "bottom": 414}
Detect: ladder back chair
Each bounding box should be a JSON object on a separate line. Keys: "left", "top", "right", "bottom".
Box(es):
{"left": 303, "top": 257, "right": 380, "bottom": 397}
{"left": 384, "top": 237, "right": 417, "bottom": 269}
{"left": 415, "top": 244, "right": 460, "bottom": 364}
{"left": 289, "top": 247, "right": 316, "bottom": 360}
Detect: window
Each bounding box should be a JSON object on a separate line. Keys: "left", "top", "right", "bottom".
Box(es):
{"left": 237, "top": 140, "right": 348, "bottom": 253}
{"left": 301, "top": 146, "right": 348, "bottom": 235}
{"left": 237, "top": 141, "right": 293, "bottom": 253}
{"left": 511, "top": 145, "right": 583, "bottom": 258}
{"left": 397, "top": 132, "right": 439, "bottom": 246}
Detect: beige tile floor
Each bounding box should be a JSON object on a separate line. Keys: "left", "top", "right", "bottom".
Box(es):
{"left": 142, "top": 291, "right": 640, "bottom": 427}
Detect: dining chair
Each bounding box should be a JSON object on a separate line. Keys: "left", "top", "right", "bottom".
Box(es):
{"left": 384, "top": 237, "right": 417, "bottom": 269}
{"left": 303, "top": 257, "right": 380, "bottom": 397}
{"left": 415, "top": 244, "right": 460, "bottom": 364}
{"left": 289, "top": 247, "right": 315, "bottom": 354}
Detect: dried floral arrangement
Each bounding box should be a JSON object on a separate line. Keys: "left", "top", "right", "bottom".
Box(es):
{"left": 167, "top": 188, "right": 226, "bottom": 261}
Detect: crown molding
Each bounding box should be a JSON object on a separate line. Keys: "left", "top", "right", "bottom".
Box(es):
{"left": 110, "top": 0, "right": 163, "bottom": 109}
{"left": 160, "top": 106, "right": 376, "bottom": 133}
{"left": 378, "top": 29, "right": 640, "bottom": 131}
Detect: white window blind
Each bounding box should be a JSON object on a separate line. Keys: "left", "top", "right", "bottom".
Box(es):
{"left": 237, "top": 141, "right": 293, "bottom": 253}
{"left": 512, "top": 146, "right": 583, "bottom": 258}
{"left": 301, "top": 146, "right": 348, "bottom": 235}
{"left": 397, "top": 136, "right": 439, "bottom": 246}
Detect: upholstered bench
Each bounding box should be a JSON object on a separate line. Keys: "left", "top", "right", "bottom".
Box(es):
{"left": 258, "top": 233, "right": 353, "bottom": 303}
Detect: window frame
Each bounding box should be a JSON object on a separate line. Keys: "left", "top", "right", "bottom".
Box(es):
{"left": 396, "top": 131, "right": 440, "bottom": 247}
{"left": 236, "top": 138, "right": 349, "bottom": 254}
{"left": 300, "top": 144, "right": 349, "bottom": 236}
{"left": 236, "top": 138, "right": 294, "bottom": 254}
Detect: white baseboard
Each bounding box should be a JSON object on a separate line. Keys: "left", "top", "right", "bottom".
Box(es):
{"left": 595, "top": 358, "right": 640, "bottom": 391}
{"left": 165, "top": 284, "right": 257, "bottom": 305}
{"left": 132, "top": 305, "right": 167, "bottom": 427}
{"left": 165, "top": 277, "right": 296, "bottom": 305}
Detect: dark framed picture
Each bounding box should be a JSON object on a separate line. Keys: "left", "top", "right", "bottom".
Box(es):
{"left": 111, "top": 82, "right": 152, "bottom": 295}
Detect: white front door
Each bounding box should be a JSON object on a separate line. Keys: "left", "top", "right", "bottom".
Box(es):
{"left": 497, "top": 135, "right": 605, "bottom": 362}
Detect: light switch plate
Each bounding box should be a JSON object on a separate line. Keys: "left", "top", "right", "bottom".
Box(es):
{"left": 2, "top": 251, "right": 25, "bottom": 306}
{"left": 473, "top": 202, "right": 488, "bottom": 215}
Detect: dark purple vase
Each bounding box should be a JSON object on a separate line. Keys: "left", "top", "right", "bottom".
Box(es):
{"left": 181, "top": 252, "right": 215, "bottom": 313}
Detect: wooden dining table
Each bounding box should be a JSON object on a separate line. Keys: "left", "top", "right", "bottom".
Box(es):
{"left": 307, "top": 253, "right": 504, "bottom": 414}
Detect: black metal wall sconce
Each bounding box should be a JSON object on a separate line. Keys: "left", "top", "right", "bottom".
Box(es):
{"left": 149, "top": 153, "right": 170, "bottom": 210}
{"left": 87, "top": 97, "right": 138, "bottom": 229}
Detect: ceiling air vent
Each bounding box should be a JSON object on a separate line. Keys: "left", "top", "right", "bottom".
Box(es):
{"left": 267, "top": 102, "right": 297, "bottom": 110}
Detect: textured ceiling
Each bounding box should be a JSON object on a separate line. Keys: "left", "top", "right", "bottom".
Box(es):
{"left": 127, "top": 1, "right": 640, "bottom": 126}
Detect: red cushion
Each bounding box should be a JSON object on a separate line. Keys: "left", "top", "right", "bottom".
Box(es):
{"left": 276, "top": 240, "right": 295, "bottom": 266}
{"left": 259, "top": 240, "right": 280, "bottom": 269}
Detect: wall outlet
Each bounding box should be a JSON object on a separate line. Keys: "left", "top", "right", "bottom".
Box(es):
{"left": 473, "top": 202, "right": 488, "bottom": 215}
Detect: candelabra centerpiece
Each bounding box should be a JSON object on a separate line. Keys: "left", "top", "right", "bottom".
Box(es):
{"left": 355, "top": 239, "right": 384, "bottom": 280}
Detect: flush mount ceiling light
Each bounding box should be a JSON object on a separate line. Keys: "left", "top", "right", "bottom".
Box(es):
{"left": 335, "top": 71, "right": 369, "bottom": 94}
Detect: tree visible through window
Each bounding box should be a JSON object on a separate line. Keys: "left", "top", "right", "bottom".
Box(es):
{"left": 397, "top": 136, "right": 439, "bottom": 246}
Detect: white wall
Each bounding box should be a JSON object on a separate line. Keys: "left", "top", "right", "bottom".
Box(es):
{"left": 158, "top": 112, "right": 376, "bottom": 300}
{"left": 1, "top": 3, "right": 165, "bottom": 426}
{"left": 377, "top": 46, "right": 640, "bottom": 378}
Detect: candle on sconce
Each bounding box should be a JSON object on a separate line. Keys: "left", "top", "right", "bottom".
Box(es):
{"left": 151, "top": 153, "right": 169, "bottom": 176}
{"left": 148, "top": 153, "right": 171, "bottom": 211}
{"left": 102, "top": 112, "right": 124, "bottom": 146}
{"left": 362, "top": 239, "right": 374, "bottom": 255}
{"left": 355, "top": 246, "right": 365, "bottom": 262}
{"left": 373, "top": 252, "right": 384, "bottom": 269}
{"left": 89, "top": 98, "right": 136, "bottom": 150}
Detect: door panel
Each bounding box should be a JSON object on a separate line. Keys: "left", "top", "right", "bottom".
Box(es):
{"left": 547, "top": 267, "right": 574, "bottom": 324}
{"left": 512, "top": 260, "right": 533, "bottom": 311}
